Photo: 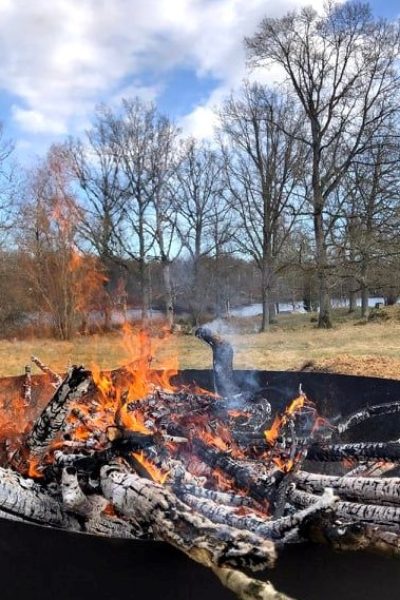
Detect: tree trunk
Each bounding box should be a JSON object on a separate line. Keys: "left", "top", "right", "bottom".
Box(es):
{"left": 360, "top": 261, "right": 369, "bottom": 319}
{"left": 190, "top": 256, "right": 202, "bottom": 326}
{"left": 269, "top": 302, "right": 276, "bottom": 324}
{"left": 361, "top": 284, "right": 369, "bottom": 318}
{"left": 314, "top": 193, "right": 332, "bottom": 329}
{"left": 348, "top": 289, "right": 357, "bottom": 314}
{"left": 260, "top": 286, "right": 270, "bottom": 332}
{"left": 139, "top": 258, "right": 150, "bottom": 322}
{"left": 260, "top": 252, "right": 274, "bottom": 332}
{"left": 385, "top": 291, "right": 398, "bottom": 306}
{"left": 161, "top": 259, "right": 174, "bottom": 331}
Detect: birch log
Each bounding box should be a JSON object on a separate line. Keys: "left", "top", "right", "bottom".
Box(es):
{"left": 295, "top": 471, "right": 400, "bottom": 505}
{"left": 179, "top": 488, "right": 336, "bottom": 540}
{"left": 289, "top": 487, "right": 400, "bottom": 526}
{"left": 100, "top": 462, "right": 276, "bottom": 571}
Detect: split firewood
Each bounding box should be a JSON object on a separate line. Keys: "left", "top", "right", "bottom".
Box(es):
{"left": 100, "top": 461, "right": 276, "bottom": 572}
{"left": 24, "top": 366, "right": 92, "bottom": 456}
{"left": 0, "top": 465, "right": 80, "bottom": 529}
{"left": 31, "top": 355, "right": 63, "bottom": 387}
{"left": 0, "top": 465, "right": 144, "bottom": 540}
{"left": 294, "top": 471, "right": 400, "bottom": 505}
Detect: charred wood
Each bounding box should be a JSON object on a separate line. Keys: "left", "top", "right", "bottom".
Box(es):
{"left": 24, "top": 366, "right": 92, "bottom": 456}
{"left": 295, "top": 471, "right": 400, "bottom": 505}
{"left": 289, "top": 487, "right": 400, "bottom": 526}
{"left": 306, "top": 442, "right": 400, "bottom": 463}
{"left": 179, "top": 488, "right": 336, "bottom": 541}
{"left": 0, "top": 466, "right": 79, "bottom": 529}
{"left": 61, "top": 466, "right": 91, "bottom": 515}
{"left": 209, "top": 561, "right": 293, "bottom": 600}
{"left": 192, "top": 438, "right": 283, "bottom": 503}
{"left": 100, "top": 461, "right": 276, "bottom": 572}
{"left": 337, "top": 402, "right": 400, "bottom": 435}
{"left": 178, "top": 483, "right": 263, "bottom": 509}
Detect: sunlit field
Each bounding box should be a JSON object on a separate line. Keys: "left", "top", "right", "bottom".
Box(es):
{"left": 1, "top": 307, "right": 400, "bottom": 380}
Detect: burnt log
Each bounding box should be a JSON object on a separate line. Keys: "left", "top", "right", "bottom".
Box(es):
{"left": 306, "top": 442, "right": 400, "bottom": 463}
{"left": 179, "top": 488, "right": 336, "bottom": 541}
{"left": 337, "top": 402, "right": 400, "bottom": 435}
{"left": 100, "top": 462, "right": 294, "bottom": 599}
{"left": 61, "top": 466, "right": 91, "bottom": 515}
{"left": 100, "top": 461, "right": 276, "bottom": 572}
{"left": 295, "top": 471, "right": 400, "bottom": 505}
{"left": 192, "top": 438, "right": 283, "bottom": 503}
{"left": 0, "top": 466, "right": 142, "bottom": 540}
{"left": 178, "top": 483, "right": 263, "bottom": 509}
{"left": 0, "top": 465, "right": 80, "bottom": 529}
{"left": 289, "top": 487, "right": 400, "bottom": 527}
{"left": 24, "top": 366, "right": 92, "bottom": 456}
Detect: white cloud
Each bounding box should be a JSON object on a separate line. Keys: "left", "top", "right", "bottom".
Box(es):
{"left": 12, "top": 107, "right": 67, "bottom": 134}
{"left": 0, "top": 0, "right": 326, "bottom": 145}
{"left": 180, "top": 104, "right": 218, "bottom": 140}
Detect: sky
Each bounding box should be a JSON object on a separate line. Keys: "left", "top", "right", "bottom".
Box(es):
{"left": 0, "top": 0, "right": 398, "bottom": 162}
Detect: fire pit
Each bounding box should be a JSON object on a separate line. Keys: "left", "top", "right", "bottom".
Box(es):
{"left": 0, "top": 330, "right": 400, "bottom": 600}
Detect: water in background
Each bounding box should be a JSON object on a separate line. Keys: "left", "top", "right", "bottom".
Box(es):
{"left": 230, "top": 297, "right": 387, "bottom": 318}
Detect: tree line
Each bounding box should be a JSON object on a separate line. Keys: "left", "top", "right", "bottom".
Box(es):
{"left": 1, "top": 1, "right": 400, "bottom": 338}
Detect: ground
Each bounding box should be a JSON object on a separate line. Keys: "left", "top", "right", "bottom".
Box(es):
{"left": 1, "top": 306, "right": 400, "bottom": 379}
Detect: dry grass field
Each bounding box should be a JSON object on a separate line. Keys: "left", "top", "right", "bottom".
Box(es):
{"left": 1, "top": 306, "right": 400, "bottom": 379}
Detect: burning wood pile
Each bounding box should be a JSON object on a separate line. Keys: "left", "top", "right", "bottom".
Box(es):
{"left": 1, "top": 328, "right": 400, "bottom": 600}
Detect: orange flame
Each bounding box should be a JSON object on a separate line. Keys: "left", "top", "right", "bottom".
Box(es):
{"left": 264, "top": 395, "right": 306, "bottom": 446}
{"left": 133, "top": 452, "right": 169, "bottom": 484}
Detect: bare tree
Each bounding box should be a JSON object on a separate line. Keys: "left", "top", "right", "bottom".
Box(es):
{"left": 173, "top": 139, "right": 230, "bottom": 325}
{"left": 0, "top": 124, "right": 16, "bottom": 248}
{"left": 219, "top": 83, "right": 306, "bottom": 331}
{"left": 67, "top": 108, "right": 125, "bottom": 328}
{"left": 339, "top": 124, "right": 400, "bottom": 316}
{"left": 145, "top": 116, "right": 181, "bottom": 329}
{"left": 100, "top": 98, "right": 182, "bottom": 324}
{"left": 101, "top": 99, "right": 156, "bottom": 320}
{"left": 246, "top": 1, "right": 400, "bottom": 327}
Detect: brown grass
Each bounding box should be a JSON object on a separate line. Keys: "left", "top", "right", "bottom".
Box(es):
{"left": 2, "top": 307, "right": 400, "bottom": 379}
